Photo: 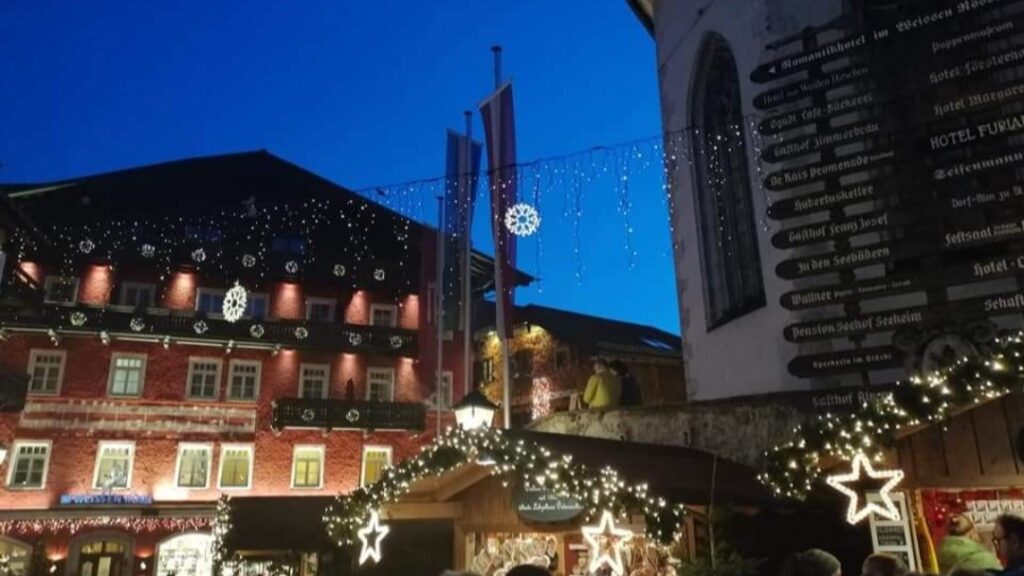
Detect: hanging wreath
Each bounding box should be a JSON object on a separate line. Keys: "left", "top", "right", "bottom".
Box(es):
{"left": 129, "top": 317, "right": 146, "bottom": 333}
{"left": 193, "top": 320, "right": 209, "bottom": 335}
{"left": 333, "top": 264, "right": 347, "bottom": 277}
{"left": 140, "top": 244, "right": 156, "bottom": 258}
{"left": 348, "top": 332, "right": 363, "bottom": 346}
{"left": 373, "top": 268, "right": 386, "bottom": 282}
{"left": 191, "top": 248, "right": 206, "bottom": 263}
{"left": 79, "top": 239, "right": 95, "bottom": 254}
{"left": 285, "top": 260, "right": 299, "bottom": 274}
{"left": 249, "top": 324, "right": 265, "bottom": 339}
{"left": 294, "top": 327, "right": 309, "bottom": 340}
{"left": 70, "top": 311, "right": 88, "bottom": 327}
{"left": 242, "top": 254, "right": 256, "bottom": 268}
{"left": 222, "top": 283, "right": 248, "bottom": 324}
{"left": 389, "top": 335, "right": 403, "bottom": 349}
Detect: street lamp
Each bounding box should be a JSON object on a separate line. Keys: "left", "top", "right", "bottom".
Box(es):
{"left": 454, "top": 387, "right": 498, "bottom": 431}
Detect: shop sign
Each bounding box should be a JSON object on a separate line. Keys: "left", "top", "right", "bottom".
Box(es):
{"left": 764, "top": 149, "right": 895, "bottom": 192}
{"left": 59, "top": 494, "right": 154, "bottom": 506}
{"left": 788, "top": 347, "right": 904, "bottom": 378}
{"left": 754, "top": 64, "right": 869, "bottom": 110}
{"left": 771, "top": 208, "right": 905, "bottom": 249}
{"left": 513, "top": 484, "right": 584, "bottom": 524}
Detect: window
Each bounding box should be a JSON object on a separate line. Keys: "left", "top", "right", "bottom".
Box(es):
{"left": 691, "top": 33, "right": 766, "bottom": 328}
{"left": 360, "top": 446, "right": 392, "bottom": 487}
{"left": 436, "top": 371, "right": 453, "bottom": 410}
{"left": 218, "top": 444, "right": 253, "bottom": 489}
{"left": 291, "top": 445, "right": 324, "bottom": 489}
{"left": 512, "top": 349, "right": 533, "bottom": 383}
{"left": 184, "top": 225, "right": 223, "bottom": 244}
{"left": 107, "top": 354, "right": 146, "bottom": 397}
{"left": 187, "top": 358, "right": 222, "bottom": 400}
{"left": 227, "top": 360, "right": 261, "bottom": 401}
{"left": 175, "top": 443, "right": 212, "bottom": 489}
{"left": 120, "top": 282, "right": 155, "bottom": 308}
{"left": 305, "top": 297, "right": 336, "bottom": 323}
{"left": 369, "top": 304, "right": 398, "bottom": 328}
{"left": 92, "top": 441, "right": 134, "bottom": 490}
{"left": 27, "top": 349, "right": 66, "bottom": 395}
{"left": 43, "top": 276, "right": 78, "bottom": 305}
{"left": 0, "top": 537, "right": 32, "bottom": 576}
{"left": 246, "top": 293, "right": 268, "bottom": 319}
{"left": 554, "top": 348, "right": 571, "bottom": 371}
{"left": 366, "top": 368, "right": 395, "bottom": 402}
{"left": 6, "top": 441, "right": 51, "bottom": 489}
{"left": 299, "top": 364, "right": 330, "bottom": 399}
{"left": 196, "top": 288, "right": 225, "bottom": 316}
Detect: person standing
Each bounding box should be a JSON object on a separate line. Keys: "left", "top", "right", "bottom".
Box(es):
{"left": 993, "top": 514, "right": 1024, "bottom": 575}
{"left": 861, "top": 553, "right": 909, "bottom": 576}
{"left": 609, "top": 359, "right": 642, "bottom": 407}
{"left": 779, "top": 549, "right": 842, "bottom": 576}
{"left": 938, "top": 515, "right": 1001, "bottom": 574}
{"left": 582, "top": 356, "right": 621, "bottom": 410}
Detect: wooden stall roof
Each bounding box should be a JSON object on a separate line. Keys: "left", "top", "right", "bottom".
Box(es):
{"left": 894, "top": 393, "right": 1024, "bottom": 489}
{"left": 226, "top": 496, "right": 336, "bottom": 552}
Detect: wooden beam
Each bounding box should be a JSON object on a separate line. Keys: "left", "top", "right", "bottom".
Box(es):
{"left": 434, "top": 465, "right": 492, "bottom": 502}
{"left": 906, "top": 474, "right": 1024, "bottom": 489}
{"left": 382, "top": 502, "right": 463, "bottom": 520}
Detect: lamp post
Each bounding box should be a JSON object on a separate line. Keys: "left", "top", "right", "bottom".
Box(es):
{"left": 453, "top": 387, "right": 498, "bottom": 431}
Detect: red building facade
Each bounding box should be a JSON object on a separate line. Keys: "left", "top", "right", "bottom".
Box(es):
{"left": 0, "top": 152, "right": 488, "bottom": 576}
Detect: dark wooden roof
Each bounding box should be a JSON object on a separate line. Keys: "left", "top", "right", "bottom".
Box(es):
{"left": 225, "top": 496, "right": 336, "bottom": 552}
{"left": 478, "top": 302, "right": 681, "bottom": 357}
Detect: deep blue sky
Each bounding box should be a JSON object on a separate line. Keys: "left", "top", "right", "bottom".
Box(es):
{"left": 0, "top": 1, "right": 680, "bottom": 334}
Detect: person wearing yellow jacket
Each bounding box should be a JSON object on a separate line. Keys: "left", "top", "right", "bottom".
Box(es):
{"left": 583, "top": 357, "right": 621, "bottom": 409}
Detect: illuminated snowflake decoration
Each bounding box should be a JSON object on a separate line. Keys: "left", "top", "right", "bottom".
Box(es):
{"left": 241, "top": 254, "right": 256, "bottom": 268}
{"left": 140, "top": 244, "right": 156, "bottom": 258}
{"left": 191, "top": 248, "right": 206, "bottom": 263}
{"left": 389, "top": 335, "right": 403, "bottom": 349}
{"left": 373, "top": 268, "right": 386, "bottom": 282}
{"left": 348, "top": 332, "right": 363, "bottom": 346}
{"left": 504, "top": 203, "right": 541, "bottom": 237}
{"left": 79, "top": 239, "right": 96, "bottom": 254}
{"left": 129, "top": 317, "right": 146, "bottom": 333}
{"left": 222, "top": 283, "right": 248, "bottom": 324}
{"left": 294, "top": 326, "right": 309, "bottom": 340}
{"left": 285, "top": 260, "right": 299, "bottom": 274}
{"left": 70, "top": 311, "right": 88, "bottom": 327}
{"left": 193, "top": 320, "right": 209, "bottom": 335}
{"left": 249, "top": 324, "right": 265, "bottom": 339}
{"left": 332, "top": 264, "right": 346, "bottom": 277}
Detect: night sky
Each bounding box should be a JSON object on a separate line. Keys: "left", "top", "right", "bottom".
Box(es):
{"left": 0, "top": 1, "right": 679, "bottom": 334}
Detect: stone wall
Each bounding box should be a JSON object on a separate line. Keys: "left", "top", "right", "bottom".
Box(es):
{"left": 528, "top": 400, "right": 807, "bottom": 468}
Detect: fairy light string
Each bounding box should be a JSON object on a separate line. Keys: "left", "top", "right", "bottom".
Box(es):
{"left": 761, "top": 330, "right": 1024, "bottom": 500}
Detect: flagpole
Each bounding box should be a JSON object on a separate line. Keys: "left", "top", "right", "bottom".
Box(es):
{"left": 461, "top": 111, "right": 474, "bottom": 401}
{"left": 435, "top": 195, "right": 445, "bottom": 436}
{"left": 490, "top": 45, "right": 512, "bottom": 430}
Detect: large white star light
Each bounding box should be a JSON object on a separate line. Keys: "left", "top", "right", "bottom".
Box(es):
{"left": 357, "top": 510, "right": 390, "bottom": 565}
{"left": 581, "top": 510, "right": 633, "bottom": 576}
{"left": 825, "top": 452, "right": 904, "bottom": 524}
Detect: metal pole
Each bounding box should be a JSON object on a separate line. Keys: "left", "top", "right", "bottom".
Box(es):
{"left": 462, "top": 111, "right": 474, "bottom": 399}
{"left": 490, "top": 45, "right": 512, "bottom": 429}
{"left": 491, "top": 46, "right": 503, "bottom": 89}
{"left": 435, "top": 196, "right": 446, "bottom": 436}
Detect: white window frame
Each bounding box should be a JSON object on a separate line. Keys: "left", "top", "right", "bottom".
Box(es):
{"left": 290, "top": 445, "right": 325, "bottom": 490}
{"left": 119, "top": 281, "right": 156, "bottom": 308}
{"left": 369, "top": 304, "right": 398, "bottom": 328}
{"left": 360, "top": 445, "right": 393, "bottom": 487}
{"left": 298, "top": 363, "right": 330, "bottom": 399}
{"left": 217, "top": 444, "right": 254, "bottom": 490}
{"left": 226, "top": 360, "right": 261, "bottom": 402}
{"left": 366, "top": 367, "right": 395, "bottom": 402}
{"left": 304, "top": 297, "right": 337, "bottom": 323}
{"left": 186, "top": 357, "right": 222, "bottom": 401}
{"left": 91, "top": 441, "right": 136, "bottom": 491}
{"left": 437, "top": 370, "right": 453, "bottom": 411}
{"left": 107, "top": 353, "right": 147, "bottom": 397}
{"left": 173, "top": 442, "right": 212, "bottom": 490}
{"left": 27, "top": 349, "right": 66, "bottom": 396}
{"left": 43, "top": 275, "right": 79, "bottom": 305}
{"left": 6, "top": 440, "right": 52, "bottom": 490}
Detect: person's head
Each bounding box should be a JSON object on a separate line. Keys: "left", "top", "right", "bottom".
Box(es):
{"left": 608, "top": 360, "right": 629, "bottom": 376}
{"left": 592, "top": 357, "right": 608, "bottom": 374}
{"left": 994, "top": 514, "right": 1024, "bottom": 565}
{"left": 948, "top": 569, "right": 987, "bottom": 576}
{"left": 507, "top": 566, "right": 551, "bottom": 576}
{"left": 782, "top": 549, "right": 842, "bottom": 576}
{"left": 948, "top": 514, "right": 975, "bottom": 537}
{"left": 861, "top": 553, "right": 909, "bottom": 576}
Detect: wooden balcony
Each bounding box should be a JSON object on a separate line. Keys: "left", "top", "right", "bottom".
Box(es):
{"left": 271, "top": 397, "right": 426, "bottom": 432}
{"left": 0, "top": 304, "right": 417, "bottom": 356}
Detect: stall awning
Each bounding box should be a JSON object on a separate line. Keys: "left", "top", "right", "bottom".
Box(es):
{"left": 225, "top": 496, "right": 335, "bottom": 553}
{"left": 507, "top": 430, "right": 770, "bottom": 505}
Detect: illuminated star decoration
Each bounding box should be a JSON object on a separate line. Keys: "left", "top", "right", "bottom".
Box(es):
{"left": 825, "top": 452, "right": 904, "bottom": 524}
{"left": 581, "top": 510, "right": 633, "bottom": 576}
{"left": 357, "top": 511, "right": 390, "bottom": 565}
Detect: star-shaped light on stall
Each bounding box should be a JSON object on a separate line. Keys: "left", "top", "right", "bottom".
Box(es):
{"left": 581, "top": 510, "right": 633, "bottom": 576}
{"left": 825, "top": 452, "right": 904, "bottom": 524}
{"left": 357, "top": 510, "right": 390, "bottom": 565}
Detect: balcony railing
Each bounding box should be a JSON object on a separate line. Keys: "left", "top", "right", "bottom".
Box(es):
{"left": 272, "top": 397, "right": 426, "bottom": 432}
{"left": 0, "top": 305, "right": 417, "bottom": 356}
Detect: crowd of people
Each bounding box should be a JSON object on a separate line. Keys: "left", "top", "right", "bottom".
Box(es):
{"left": 438, "top": 513, "right": 1024, "bottom": 576}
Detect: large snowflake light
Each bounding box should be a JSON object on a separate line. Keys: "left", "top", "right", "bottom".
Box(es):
{"left": 504, "top": 203, "right": 541, "bottom": 237}
{"left": 222, "top": 283, "right": 248, "bottom": 323}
